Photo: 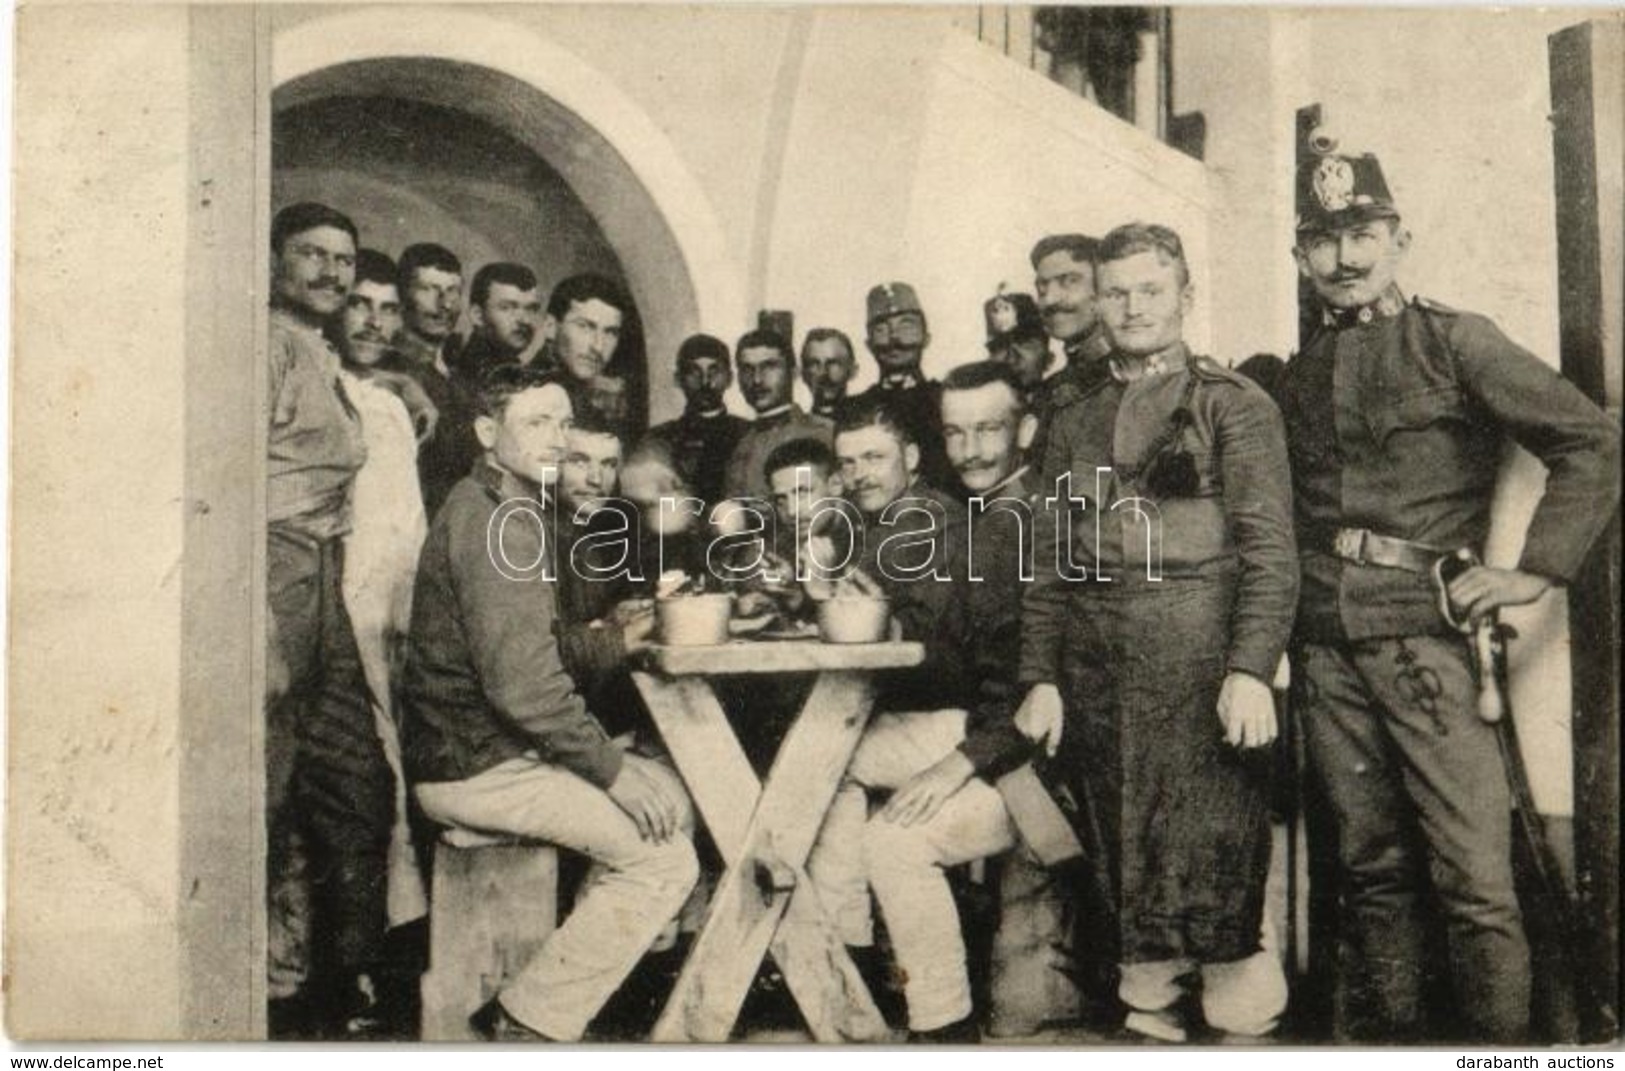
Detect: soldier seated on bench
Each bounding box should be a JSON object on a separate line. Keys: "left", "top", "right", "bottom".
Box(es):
{"left": 808, "top": 377, "right": 1038, "bottom": 1042}
{"left": 401, "top": 364, "right": 699, "bottom": 1043}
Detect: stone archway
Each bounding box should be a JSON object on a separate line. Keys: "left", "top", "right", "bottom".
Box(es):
{"left": 273, "top": 9, "right": 747, "bottom": 421}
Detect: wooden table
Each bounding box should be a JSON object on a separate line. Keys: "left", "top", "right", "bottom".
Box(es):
{"left": 631, "top": 639, "right": 924, "bottom": 1043}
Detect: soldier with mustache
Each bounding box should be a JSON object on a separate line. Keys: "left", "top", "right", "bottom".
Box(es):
{"left": 458, "top": 261, "right": 543, "bottom": 381}
{"left": 395, "top": 242, "right": 466, "bottom": 374}
{"left": 1278, "top": 149, "right": 1620, "bottom": 1042}
{"left": 265, "top": 203, "right": 396, "bottom": 1037}
{"left": 1028, "top": 233, "right": 1112, "bottom": 469}
{"left": 380, "top": 243, "right": 480, "bottom": 518}
{"left": 846, "top": 282, "right": 956, "bottom": 492}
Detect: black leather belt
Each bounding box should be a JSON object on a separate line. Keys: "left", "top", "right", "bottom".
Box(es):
{"left": 1302, "top": 525, "right": 1448, "bottom": 574}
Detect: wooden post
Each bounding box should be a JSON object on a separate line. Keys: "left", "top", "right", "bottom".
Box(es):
{"left": 180, "top": 6, "right": 269, "bottom": 1039}
{"left": 1549, "top": 18, "right": 1622, "bottom": 1044}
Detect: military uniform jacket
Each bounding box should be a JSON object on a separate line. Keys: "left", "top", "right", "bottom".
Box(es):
{"left": 1027, "top": 327, "right": 1113, "bottom": 472}
{"left": 723, "top": 404, "right": 833, "bottom": 503}
{"left": 1020, "top": 346, "right": 1300, "bottom": 686}
{"left": 401, "top": 463, "right": 623, "bottom": 789}
{"left": 955, "top": 468, "right": 1043, "bottom": 778}
{"left": 1279, "top": 288, "right": 1621, "bottom": 643}
{"left": 646, "top": 409, "right": 750, "bottom": 509}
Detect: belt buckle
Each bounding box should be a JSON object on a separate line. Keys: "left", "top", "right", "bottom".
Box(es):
{"left": 1333, "top": 527, "right": 1368, "bottom": 564}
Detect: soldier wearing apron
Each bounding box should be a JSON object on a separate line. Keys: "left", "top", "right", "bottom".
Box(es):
{"left": 1018, "top": 223, "right": 1299, "bottom": 1041}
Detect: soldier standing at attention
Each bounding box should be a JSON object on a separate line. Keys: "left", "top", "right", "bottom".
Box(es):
{"left": 1278, "top": 149, "right": 1620, "bottom": 1042}
{"left": 1017, "top": 222, "right": 1299, "bottom": 1042}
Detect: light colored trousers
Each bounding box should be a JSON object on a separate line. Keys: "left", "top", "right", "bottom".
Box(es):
{"left": 809, "top": 708, "right": 1018, "bottom": 1032}
{"left": 1118, "top": 916, "right": 1288, "bottom": 1036}
{"left": 416, "top": 755, "right": 700, "bottom": 1041}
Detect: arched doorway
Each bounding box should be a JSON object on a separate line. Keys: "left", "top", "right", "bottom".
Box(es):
{"left": 272, "top": 11, "right": 746, "bottom": 423}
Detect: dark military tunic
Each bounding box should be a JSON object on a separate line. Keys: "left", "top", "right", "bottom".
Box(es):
{"left": 1276, "top": 287, "right": 1620, "bottom": 1040}
{"left": 851, "top": 483, "right": 972, "bottom": 714}
{"left": 1020, "top": 345, "right": 1299, "bottom": 964}
{"left": 379, "top": 343, "right": 481, "bottom": 523}
{"left": 721, "top": 404, "right": 832, "bottom": 504}
{"left": 1027, "top": 327, "right": 1113, "bottom": 474}
{"left": 644, "top": 408, "right": 749, "bottom": 510}
{"left": 955, "top": 468, "right": 1043, "bottom": 779}
{"left": 1278, "top": 287, "right": 1621, "bottom": 642}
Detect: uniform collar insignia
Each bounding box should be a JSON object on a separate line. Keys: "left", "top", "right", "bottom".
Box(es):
{"left": 1108, "top": 342, "right": 1189, "bottom": 384}
{"left": 1320, "top": 285, "right": 1407, "bottom": 328}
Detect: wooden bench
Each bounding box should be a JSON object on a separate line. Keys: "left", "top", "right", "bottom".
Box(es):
{"left": 988, "top": 848, "right": 1083, "bottom": 1037}
{"left": 419, "top": 829, "right": 559, "bottom": 1041}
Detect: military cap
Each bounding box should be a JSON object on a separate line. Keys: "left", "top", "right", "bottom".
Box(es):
{"left": 984, "top": 291, "right": 1046, "bottom": 347}
{"left": 866, "top": 281, "right": 923, "bottom": 325}
{"left": 1296, "top": 152, "right": 1399, "bottom": 233}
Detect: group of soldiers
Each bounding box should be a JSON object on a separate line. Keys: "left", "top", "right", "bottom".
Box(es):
{"left": 264, "top": 144, "right": 1620, "bottom": 1044}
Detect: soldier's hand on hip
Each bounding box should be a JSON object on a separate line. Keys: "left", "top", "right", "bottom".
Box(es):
{"left": 1015, "top": 684, "right": 1065, "bottom": 757}
{"left": 1446, "top": 565, "right": 1553, "bottom": 623}
{"left": 1218, "top": 671, "right": 1277, "bottom": 748}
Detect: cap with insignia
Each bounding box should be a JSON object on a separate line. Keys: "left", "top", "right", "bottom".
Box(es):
{"left": 1296, "top": 152, "right": 1399, "bottom": 233}
{"left": 866, "top": 281, "right": 923, "bottom": 325}
{"left": 984, "top": 291, "right": 1046, "bottom": 347}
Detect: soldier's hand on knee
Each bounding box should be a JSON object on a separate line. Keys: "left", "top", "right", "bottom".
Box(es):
{"left": 1446, "top": 565, "right": 1552, "bottom": 623}
{"left": 881, "top": 751, "right": 974, "bottom": 827}
{"left": 609, "top": 755, "right": 679, "bottom": 843}
{"left": 1015, "top": 684, "right": 1065, "bottom": 757}
{"left": 1218, "top": 671, "right": 1277, "bottom": 748}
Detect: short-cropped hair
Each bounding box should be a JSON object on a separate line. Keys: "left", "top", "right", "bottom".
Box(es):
{"left": 471, "top": 262, "right": 540, "bottom": 307}
{"left": 397, "top": 243, "right": 463, "bottom": 289}
{"left": 735, "top": 329, "right": 794, "bottom": 366}
{"left": 1098, "top": 222, "right": 1190, "bottom": 286}
{"left": 1028, "top": 233, "right": 1099, "bottom": 270}
{"left": 272, "top": 202, "right": 358, "bottom": 254}
{"left": 476, "top": 363, "right": 574, "bottom": 421}
{"left": 942, "top": 360, "right": 1028, "bottom": 413}
{"left": 676, "top": 333, "right": 730, "bottom": 369}
{"left": 801, "top": 327, "right": 855, "bottom": 362}
{"left": 546, "top": 273, "right": 628, "bottom": 321}
{"left": 834, "top": 394, "right": 915, "bottom": 449}
{"left": 353, "top": 248, "right": 399, "bottom": 291}
{"left": 764, "top": 437, "right": 837, "bottom": 483}
{"left": 568, "top": 407, "right": 625, "bottom": 442}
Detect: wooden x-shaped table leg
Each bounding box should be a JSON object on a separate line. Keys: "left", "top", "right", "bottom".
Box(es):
{"left": 631, "top": 670, "right": 890, "bottom": 1043}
